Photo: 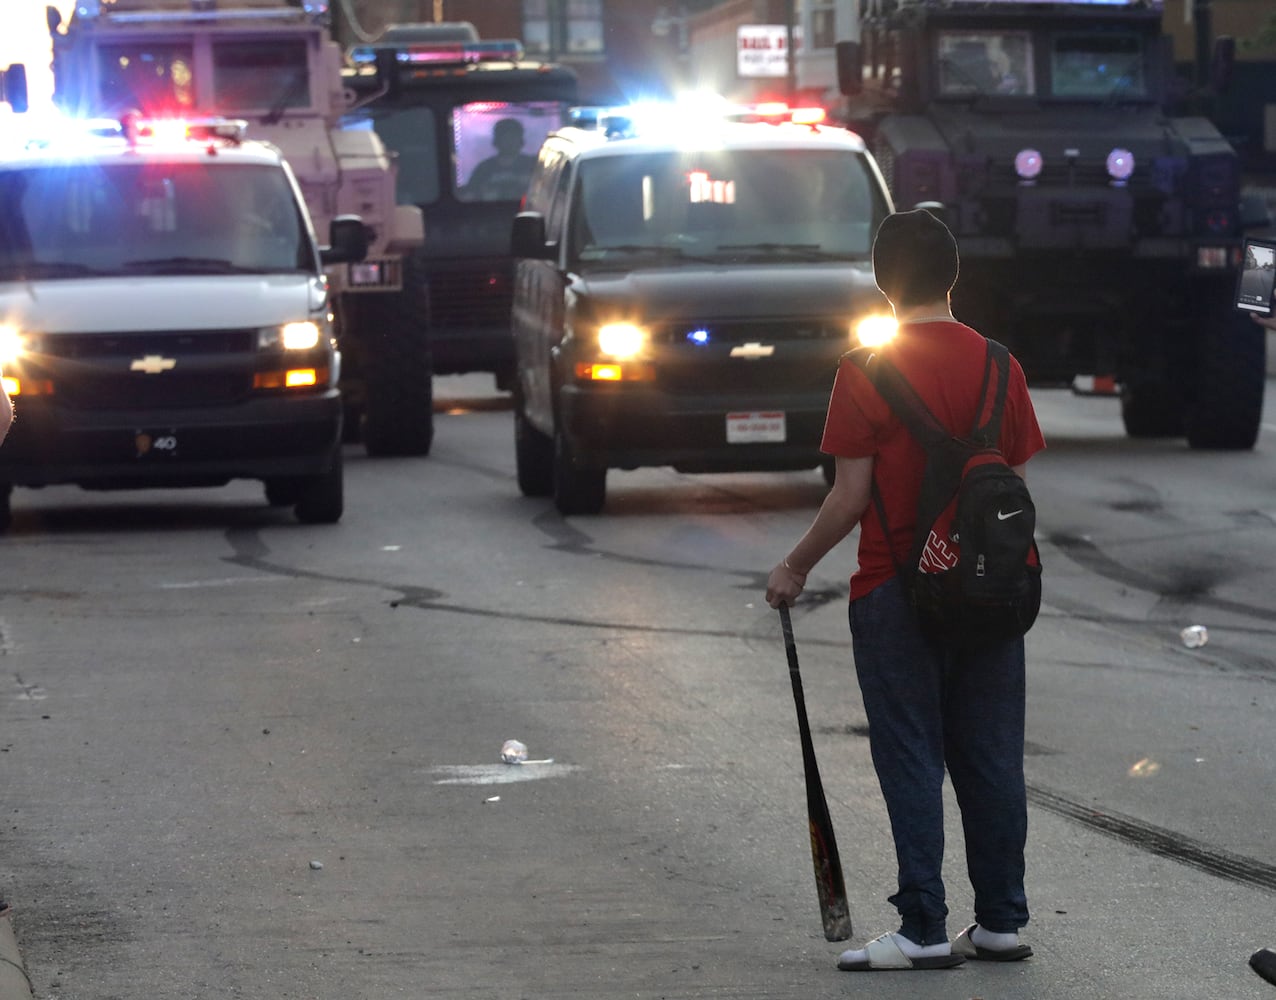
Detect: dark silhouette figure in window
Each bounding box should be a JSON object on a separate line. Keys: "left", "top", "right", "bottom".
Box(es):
{"left": 464, "top": 118, "right": 536, "bottom": 202}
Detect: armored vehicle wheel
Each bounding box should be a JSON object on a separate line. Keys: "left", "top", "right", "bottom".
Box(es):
{"left": 552, "top": 427, "right": 605, "bottom": 515}
{"left": 1120, "top": 380, "right": 1185, "bottom": 439}
{"left": 294, "top": 448, "right": 344, "bottom": 524}
{"left": 358, "top": 259, "right": 434, "bottom": 458}
{"left": 514, "top": 395, "right": 553, "bottom": 497}
{"left": 1185, "top": 306, "right": 1265, "bottom": 450}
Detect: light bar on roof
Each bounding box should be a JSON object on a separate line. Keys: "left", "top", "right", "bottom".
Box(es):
{"left": 348, "top": 39, "right": 524, "bottom": 66}
{"left": 943, "top": 0, "right": 1157, "bottom": 5}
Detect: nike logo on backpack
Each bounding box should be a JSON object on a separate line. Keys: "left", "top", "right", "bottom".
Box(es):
{"left": 997, "top": 509, "right": 1024, "bottom": 520}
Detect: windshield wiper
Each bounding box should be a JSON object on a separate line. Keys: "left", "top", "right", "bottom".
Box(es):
{"left": 123, "top": 256, "right": 263, "bottom": 274}
{"left": 0, "top": 260, "right": 113, "bottom": 279}
{"left": 716, "top": 242, "right": 849, "bottom": 261}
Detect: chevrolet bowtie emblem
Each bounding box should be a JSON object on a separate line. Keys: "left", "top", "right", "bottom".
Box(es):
{"left": 729, "top": 342, "right": 775, "bottom": 360}
{"left": 130, "top": 355, "right": 177, "bottom": 374}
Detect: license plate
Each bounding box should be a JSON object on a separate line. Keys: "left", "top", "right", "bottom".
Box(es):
{"left": 726, "top": 411, "right": 786, "bottom": 444}
{"left": 135, "top": 429, "right": 179, "bottom": 459}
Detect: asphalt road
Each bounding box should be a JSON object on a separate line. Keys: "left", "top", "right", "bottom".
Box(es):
{"left": 0, "top": 375, "right": 1274, "bottom": 999}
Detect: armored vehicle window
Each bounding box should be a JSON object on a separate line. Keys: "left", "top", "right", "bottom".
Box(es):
{"left": 568, "top": 149, "right": 887, "bottom": 265}
{"left": 97, "top": 43, "right": 195, "bottom": 113}
{"left": 213, "top": 40, "right": 311, "bottom": 111}
{"left": 346, "top": 107, "right": 440, "bottom": 206}
{"left": 937, "top": 31, "right": 1034, "bottom": 97}
{"left": 0, "top": 162, "right": 310, "bottom": 279}
{"left": 1050, "top": 33, "right": 1146, "bottom": 99}
{"left": 454, "top": 102, "right": 571, "bottom": 203}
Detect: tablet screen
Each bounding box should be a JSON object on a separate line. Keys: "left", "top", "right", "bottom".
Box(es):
{"left": 1236, "top": 238, "right": 1276, "bottom": 316}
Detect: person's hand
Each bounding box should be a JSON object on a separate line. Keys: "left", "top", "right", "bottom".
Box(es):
{"left": 1251, "top": 313, "right": 1276, "bottom": 333}
{"left": 766, "top": 559, "right": 807, "bottom": 609}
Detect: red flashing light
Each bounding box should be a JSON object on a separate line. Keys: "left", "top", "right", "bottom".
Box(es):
{"left": 399, "top": 40, "right": 524, "bottom": 65}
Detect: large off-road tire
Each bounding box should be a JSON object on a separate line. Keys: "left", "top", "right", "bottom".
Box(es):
{"left": 1120, "top": 379, "right": 1185, "bottom": 439}
{"left": 1185, "top": 304, "right": 1265, "bottom": 450}
{"left": 552, "top": 427, "right": 606, "bottom": 516}
{"left": 514, "top": 396, "right": 554, "bottom": 498}
{"left": 294, "top": 448, "right": 344, "bottom": 524}
{"left": 354, "top": 258, "right": 434, "bottom": 458}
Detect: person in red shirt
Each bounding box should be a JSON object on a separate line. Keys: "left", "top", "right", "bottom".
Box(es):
{"left": 766, "top": 209, "right": 1045, "bottom": 971}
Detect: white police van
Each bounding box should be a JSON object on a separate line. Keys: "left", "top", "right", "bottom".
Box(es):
{"left": 0, "top": 114, "right": 367, "bottom": 528}
{"left": 510, "top": 101, "right": 898, "bottom": 514}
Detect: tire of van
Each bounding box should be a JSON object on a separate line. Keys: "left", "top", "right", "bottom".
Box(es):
{"left": 294, "top": 448, "right": 344, "bottom": 524}
{"left": 359, "top": 260, "right": 434, "bottom": 458}
{"left": 514, "top": 396, "right": 554, "bottom": 497}
{"left": 552, "top": 427, "right": 606, "bottom": 515}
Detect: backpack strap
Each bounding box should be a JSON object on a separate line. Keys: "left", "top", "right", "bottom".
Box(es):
{"left": 970, "top": 340, "right": 1012, "bottom": 448}
{"left": 844, "top": 338, "right": 1010, "bottom": 582}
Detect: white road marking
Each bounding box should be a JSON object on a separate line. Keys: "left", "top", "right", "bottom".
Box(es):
{"left": 431, "top": 763, "right": 581, "bottom": 786}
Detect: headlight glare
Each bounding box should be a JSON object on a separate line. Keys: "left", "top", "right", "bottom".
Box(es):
{"left": 855, "top": 314, "right": 898, "bottom": 347}
{"left": 598, "top": 322, "right": 646, "bottom": 359}
{"left": 0, "top": 324, "right": 26, "bottom": 364}
{"left": 281, "top": 321, "right": 322, "bottom": 351}
{"left": 259, "top": 321, "right": 323, "bottom": 351}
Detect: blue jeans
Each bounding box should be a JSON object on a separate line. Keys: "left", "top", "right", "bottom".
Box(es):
{"left": 848, "top": 576, "right": 1029, "bottom": 946}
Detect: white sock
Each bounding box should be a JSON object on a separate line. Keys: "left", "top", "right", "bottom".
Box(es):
{"left": 894, "top": 933, "right": 952, "bottom": 958}
{"left": 970, "top": 924, "right": 1020, "bottom": 951}
{"left": 838, "top": 933, "right": 951, "bottom": 967}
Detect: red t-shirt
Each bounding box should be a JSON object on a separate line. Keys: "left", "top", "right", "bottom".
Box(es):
{"left": 821, "top": 320, "right": 1046, "bottom": 600}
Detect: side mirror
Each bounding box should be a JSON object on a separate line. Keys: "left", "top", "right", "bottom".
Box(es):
{"left": 1210, "top": 35, "right": 1235, "bottom": 94}
{"left": 321, "top": 215, "right": 369, "bottom": 265}
{"left": 511, "top": 211, "right": 554, "bottom": 260}
{"left": 836, "top": 41, "right": 863, "bottom": 97}
{"left": 1, "top": 64, "right": 28, "bottom": 114}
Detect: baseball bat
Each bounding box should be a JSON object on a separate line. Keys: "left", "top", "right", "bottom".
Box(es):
{"left": 778, "top": 603, "right": 853, "bottom": 941}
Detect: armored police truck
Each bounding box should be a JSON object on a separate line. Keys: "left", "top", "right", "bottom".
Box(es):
{"left": 839, "top": 0, "right": 1269, "bottom": 449}
{"left": 342, "top": 27, "right": 578, "bottom": 391}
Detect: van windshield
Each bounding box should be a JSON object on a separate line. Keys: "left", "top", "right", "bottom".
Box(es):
{"left": 569, "top": 149, "right": 888, "bottom": 266}
{"left": 0, "top": 161, "right": 313, "bottom": 279}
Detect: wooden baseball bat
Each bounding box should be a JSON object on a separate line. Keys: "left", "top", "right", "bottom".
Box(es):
{"left": 778, "top": 603, "right": 852, "bottom": 941}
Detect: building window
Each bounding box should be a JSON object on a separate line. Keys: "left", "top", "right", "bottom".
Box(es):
{"left": 806, "top": 0, "right": 836, "bottom": 51}
{"left": 523, "top": 0, "right": 604, "bottom": 58}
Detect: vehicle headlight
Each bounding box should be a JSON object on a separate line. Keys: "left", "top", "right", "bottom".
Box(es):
{"left": 854, "top": 314, "right": 898, "bottom": 347}
{"left": 1014, "top": 148, "right": 1043, "bottom": 182}
{"left": 0, "top": 324, "right": 26, "bottom": 365}
{"left": 1106, "top": 148, "right": 1135, "bottom": 184}
{"left": 598, "top": 322, "right": 647, "bottom": 359}
{"left": 259, "top": 321, "right": 323, "bottom": 351}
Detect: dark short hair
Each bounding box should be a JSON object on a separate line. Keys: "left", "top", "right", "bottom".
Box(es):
{"left": 493, "top": 117, "right": 525, "bottom": 141}
{"left": 871, "top": 209, "right": 960, "bottom": 307}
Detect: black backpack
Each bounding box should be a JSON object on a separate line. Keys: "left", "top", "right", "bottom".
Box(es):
{"left": 847, "top": 339, "right": 1042, "bottom": 650}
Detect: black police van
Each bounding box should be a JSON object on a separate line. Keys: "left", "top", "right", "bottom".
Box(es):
{"left": 509, "top": 104, "right": 896, "bottom": 514}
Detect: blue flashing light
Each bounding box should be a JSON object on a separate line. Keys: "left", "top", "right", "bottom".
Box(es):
{"left": 686, "top": 329, "right": 711, "bottom": 346}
